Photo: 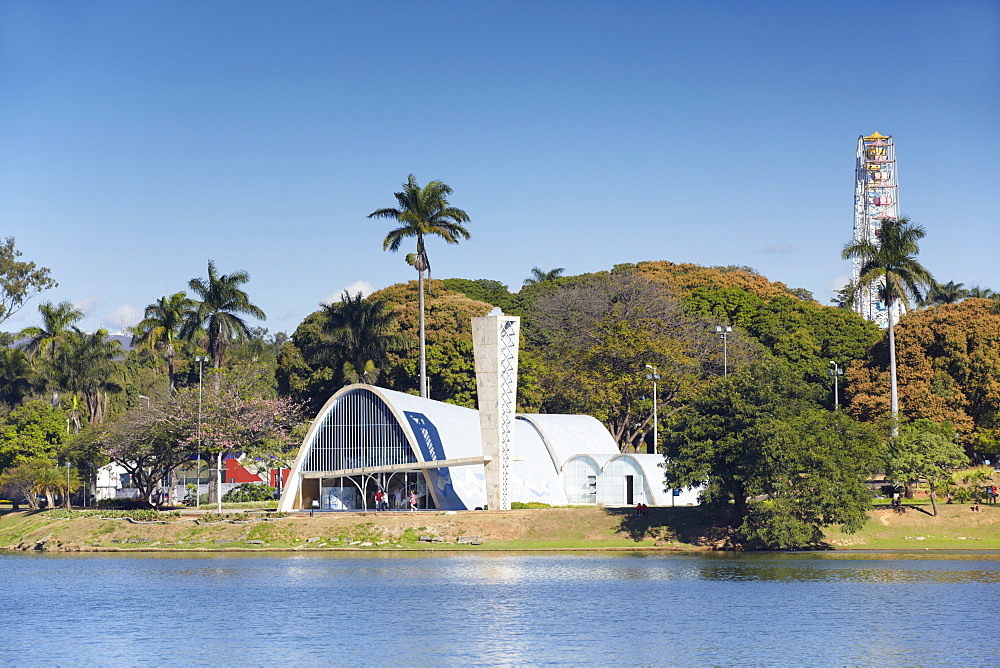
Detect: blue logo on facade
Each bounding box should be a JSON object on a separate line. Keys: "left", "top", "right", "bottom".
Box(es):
{"left": 403, "top": 411, "right": 466, "bottom": 510}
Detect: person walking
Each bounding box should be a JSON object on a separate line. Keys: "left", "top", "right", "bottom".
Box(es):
{"left": 409, "top": 490, "right": 418, "bottom": 511}
{"left": 374, "top": 489, "right": 384, "bottom": 512}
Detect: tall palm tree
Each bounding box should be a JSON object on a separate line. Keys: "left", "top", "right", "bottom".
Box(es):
{"left": 523, "top": 267, "right": 565, "bottom": 287}
{"left": 19, "top": 300, "right": 84, "bottom": 361}
{"left": 322, "top": 291, "right": 411, "bottom": 385}
{"left": 368, "top": 175, "right": 471, "bottom": 398}
{"left": 183, "top": 261, "right": 266, "bottom": 377}
{"left": 841, "top": 217, "right": 933, "bottom": 432}
{"left": 132, "top": 292, "right": 196, "bottom": 395}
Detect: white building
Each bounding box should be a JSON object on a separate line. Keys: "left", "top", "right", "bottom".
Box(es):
{"left": 277, "top": 384, "right": 700, "bottom": 512}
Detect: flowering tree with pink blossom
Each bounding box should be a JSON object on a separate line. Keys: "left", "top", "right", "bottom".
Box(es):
{"left": 85, "top": 368, "right": 302, "bottom": 506}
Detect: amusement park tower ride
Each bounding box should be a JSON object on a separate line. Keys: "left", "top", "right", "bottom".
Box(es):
{"left": 852, "top": 131, "right": 900, "bottom": 327}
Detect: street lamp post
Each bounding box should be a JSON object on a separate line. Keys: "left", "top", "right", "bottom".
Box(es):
{"left": 715, "top": 325, "right": 733, "bottom": 377}
{"left": 645, "top": 364, "right": 660, "bottom": 454}
{"left": 65, "top": 462, "right": 71, "bottom": 509}
{"left": 216, "top": 450, "right": 223, "bottom": 513}
{"left": 195, "top": 356, "right": 206, "bottom": 509}
{"left": 829, "top": 360, "right": 844, "bottom": 410}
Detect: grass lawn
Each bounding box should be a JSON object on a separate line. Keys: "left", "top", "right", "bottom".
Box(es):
{"left": 2, "top": 502, "right": 998, "bottom": 552}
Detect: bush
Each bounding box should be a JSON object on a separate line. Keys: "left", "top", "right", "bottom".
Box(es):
{"left": 511, "top": 501, "right": 552, "bottom": 509}
{"left": 97, "top": 498, "right": 152, "bottom": 510}
{"left": 879, "top": 484, "right": 902, "bottom": 498}
{"left": 42, "top": 508, "right": 180, "bottom": 521}
{"left": 222, "top": 483, "right": 276, "bottom": 503}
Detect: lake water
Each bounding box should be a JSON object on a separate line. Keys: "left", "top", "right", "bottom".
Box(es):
{"left": 2, "top": 551, "right": 998, "bottom": 665}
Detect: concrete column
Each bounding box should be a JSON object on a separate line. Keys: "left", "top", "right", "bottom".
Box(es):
{"left": 472, "top": 310, "right": 520, "bottom": 511}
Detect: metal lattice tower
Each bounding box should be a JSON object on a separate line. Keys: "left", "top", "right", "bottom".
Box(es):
{"left": 853, "top": 131, "right": 902, "bottom": 328}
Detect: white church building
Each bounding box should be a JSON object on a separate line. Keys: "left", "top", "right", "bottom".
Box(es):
{"left": 278, "top": 312, "right": 700, "bottom": 512}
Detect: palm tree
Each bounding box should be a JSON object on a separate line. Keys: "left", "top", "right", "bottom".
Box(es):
{"left": 322, "top": 291, "right": 411, "bottom": 385}
{"left": 31, "top": 462, "right": 64, "bottom": 509}
{"left": 19, "top": 300, "right": 84, "bottom": 362}
{"left": 51, "top": 329, "right": 123, "bottom": 428}
{"left": 132, "top": 292, "right": 196, "bottom": 395}
{"left": 967, "top": 286, "right": 997, "bottom": 300}
{"left": 841, "top": 217, "right": 933, "bottom": 432}
{"left": 523, "top": 267, "right": 565, "bottom": 287}
{"left": 183, "top": 261, "right": 266, "bottom": 379}
{"left": 922, "top": 280, "right": 968, "bottom": 307}
{"left": 368, "top": 175, "right": 471, "bottom": 398}
{"left": 0, "top": 345, "right": 36, "bottom": 409}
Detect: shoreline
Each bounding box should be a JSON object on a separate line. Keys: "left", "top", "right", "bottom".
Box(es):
{"left": 3, "top": 504, "right": 998, "bottom": 553}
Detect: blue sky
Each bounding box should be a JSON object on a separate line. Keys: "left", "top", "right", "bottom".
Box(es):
{"left": 2, "top": 0, "right": 998, "bottom": 335}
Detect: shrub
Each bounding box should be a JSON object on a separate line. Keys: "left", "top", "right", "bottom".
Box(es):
{"left": 97, "top": 498, "right": 153, "bottom": 510}
{"left": 222, "top": 483, "right": 276, "bottom": 503}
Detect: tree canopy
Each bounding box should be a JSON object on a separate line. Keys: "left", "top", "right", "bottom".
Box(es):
{"left": 0, "top": 400, "right": 69, "bottom": 472}
{"left": 885, "top": 419, "right": 967, "bottom": 516}
{"left": 847, "top": 298, "right": 1000, "bottom": 453}
{"left": 0, "top": 237, "right": 57, "bottom": 327}
{"left": 662, "top": 359, "right": 884, "bottom": 548}
{"left": 184, "top": 260, "right": 266, "bottom": 370}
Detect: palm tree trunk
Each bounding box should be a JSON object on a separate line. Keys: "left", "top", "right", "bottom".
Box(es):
{"left": 86, "top": 392, "right": 99, "bottom": 425}
{"left": 167, "top": 345, "right": 176, "bottom": 396}
{"left": 212, "top": 339, "right": 221, "bottom": 395}
{"left": 888, "top": 301, "right": 899, "bottom": 438}
{"left": 418, "top": 268, "right": 427, "bottom": 398}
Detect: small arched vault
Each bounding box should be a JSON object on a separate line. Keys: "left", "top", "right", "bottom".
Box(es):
{"left": 278, "top": 384, "right": 699, "bottom": 511}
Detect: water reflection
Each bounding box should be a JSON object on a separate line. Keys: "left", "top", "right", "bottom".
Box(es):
{"left": 3, "top": 551, "right": 998, "bottom": 665}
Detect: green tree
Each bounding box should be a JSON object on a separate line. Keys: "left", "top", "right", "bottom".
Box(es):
{"left": 922, "top": 280, "right": 968, "bottom": 307}
{"left": 441, "top": 278, "right": 513, "bottom": 311}
{"left": 523, "top": 266, "right": 565, "bottom": 287}
{"left": 967, "top": 286, "right": 996, "bottom": 299}
{"left": 275, "top": 313, "right": 338, "bottom": 414}
{"left": 0, "top": 345, "right": 37, "bottom": 409}
{"left": 320, "top": 291, "right": 410, "bottom": 385}
{"left": 841, "top": 217, "right": 934, "bottom": 432}
{"left": 132, "top": 292, "right": 196, "bottom": 395}
{"left": 86, "top": 368, "right": 300, "bottom": 505}
{"left": 885, "top": 420, "right": 968, "bottom": 516}
{"left": 0, "top": 237, "right": 57, "bottom": 328}
{"left": 530, "top": 270, "right": 714, "bottom": 449}
{"left": 0, "top": 400, "right": 69, "bottom": 471}
{"left": 373, "top": 280, "right": 491, "bottom": 407}
{"left": 683, "top": 286, "right": 765, "bottom": 330}
{"left": 368, "top": 174, "right": 471, "bottom": 398}
{"left": 0, "top": 458, "right": 49, "bottom": 509}
{"left": 662, "top": 359, "right": 883, "bottom": 547}
{"left": 19, "top": 300, "right": 84, "bottom": 362}
{"left": 50, "top": 329, "right": 123, "bottom": 429}
{"left": 184, "top": 260, "right": 266, "bottom": 378}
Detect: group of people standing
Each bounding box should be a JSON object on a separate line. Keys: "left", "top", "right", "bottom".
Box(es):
{"left": 372, "top": 488, "right": 419, "bottom": 511}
